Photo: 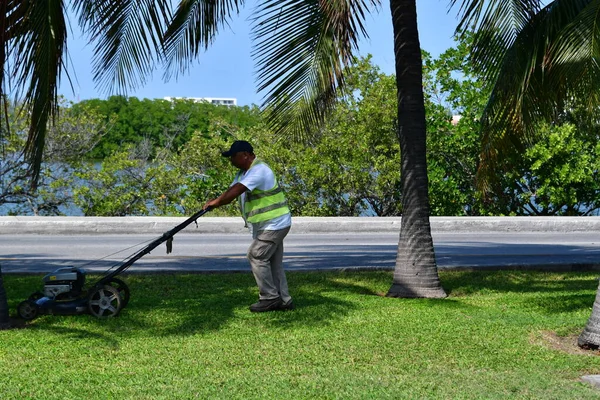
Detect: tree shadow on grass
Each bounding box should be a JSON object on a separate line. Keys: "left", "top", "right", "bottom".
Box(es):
{"left": 441, "top": 270, "right": 599, "bottom": 315}
{"left": 3, "top": 272, "right": 356, "bottom": 337}
{"left": 529, "top": 293, "right": 596, "bottom": 314}
{"left": 76, "top": 272, "right": 366, "bottom": 337}
{"left": 8, "top": 270, "right": 478, "bottom": 336}
{"left": 441, "top": 270, "right": 599, "bottom": 295}
{"left": 11, "top": 269, "right": 578, "bottom": 337}
{"left": 30, "top": 323, "right": 121, "bottom": 350}
{"left": 115, "top": 270, "right": 462, "bottom": 335}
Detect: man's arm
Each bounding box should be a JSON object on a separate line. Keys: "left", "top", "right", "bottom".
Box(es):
{"left": 203, "top": 183, "right": 248, "bottom": 210}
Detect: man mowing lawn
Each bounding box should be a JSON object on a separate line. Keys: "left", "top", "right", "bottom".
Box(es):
{"left": 204, "top": 140, "right": 294, "bottom": 313}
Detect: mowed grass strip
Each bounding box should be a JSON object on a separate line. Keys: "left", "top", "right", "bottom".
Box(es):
{"left": 2, "top": 270, "right": 600, "bottom": 399}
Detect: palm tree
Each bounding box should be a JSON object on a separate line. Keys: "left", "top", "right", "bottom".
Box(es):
{"left": 385, "top": 0, "right": 445, "bottom": 298}
{"left": 579, "top": 289, "right": 600, "bottom": 349}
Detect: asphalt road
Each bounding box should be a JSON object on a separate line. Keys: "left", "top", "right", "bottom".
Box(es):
{"left": 2, "top": 231, "right": 600, "bottom": 274}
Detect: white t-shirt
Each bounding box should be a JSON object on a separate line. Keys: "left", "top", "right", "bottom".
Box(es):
{"left": 234, "top": 162, "right": 291, "bottom": 237}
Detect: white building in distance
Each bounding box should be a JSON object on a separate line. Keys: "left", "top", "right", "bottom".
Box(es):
{"left": 163, "top": 96, "right": 237, "bottom": 106}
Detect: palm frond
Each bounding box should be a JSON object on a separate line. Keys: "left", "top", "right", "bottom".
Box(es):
{"left": 252, "top": 0, "right": 378, "bottom": 141}
{"left": 548, "top": 0, "right": 600, "bottom": 108}
{"left": 452, "top": 0, "right": 543, "bottom": 34}
{"left": 2, "top": 1, "right": 29, "bottom": 133}
{"left": 162, "top": 0, "right": 243, "bottom": 80}
{"left": 472, "top": 0, "right": 597, "bottom": 191}
{"left": 0, "top": 2, "right": 11, "bottom": 134}
{"left": 452, "top": 0, "right": 543, "bottom": 82}
{"left": 73, "top": 0, "right": 172, "bottom": 95}
{"left": 8, "top": 0, "right": 68, "bottom": 187}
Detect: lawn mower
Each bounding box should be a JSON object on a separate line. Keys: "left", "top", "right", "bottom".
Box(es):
{"left": 16, "top": 208, "right": 211, "bottom": 320}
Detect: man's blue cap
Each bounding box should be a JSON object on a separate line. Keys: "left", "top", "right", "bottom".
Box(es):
{"left": 221, "top": 140, "right": 254, "bottom": 157}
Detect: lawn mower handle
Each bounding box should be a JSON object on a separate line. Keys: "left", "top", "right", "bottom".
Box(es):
{"left": 97, "top": 207, "right": 212, "bottom": 284}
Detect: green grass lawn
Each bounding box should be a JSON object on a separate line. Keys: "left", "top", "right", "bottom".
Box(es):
{"left": 2, "top": 270, "right": 600, "bottom": 399}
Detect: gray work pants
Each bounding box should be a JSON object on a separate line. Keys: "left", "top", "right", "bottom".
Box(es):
{"left": 247, "top": 227, "right": 291, "bottom": 303}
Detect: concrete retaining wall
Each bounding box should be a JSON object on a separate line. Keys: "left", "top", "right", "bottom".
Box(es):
{"left": 1, "top": 216, "right": 600, "bottom": 235}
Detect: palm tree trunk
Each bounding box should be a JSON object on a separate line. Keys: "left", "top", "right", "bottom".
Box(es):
{"left": 578, "top": 280, "right": 600, "bottom": 349}
{"left": 386, "top": 0, "right": 446, "bottom": 298}
{"left": 0, "top": 264, "right": 9, "bottom": 325}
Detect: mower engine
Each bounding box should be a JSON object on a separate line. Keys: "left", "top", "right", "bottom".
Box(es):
{"left": 42, "top": 267, "right": 86, "bottom": 300}
{"left": 17, "top": 266, "right": 130, "bottom": 321}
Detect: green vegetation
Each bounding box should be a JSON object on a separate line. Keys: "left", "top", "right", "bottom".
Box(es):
{"left": 0, "top": 97, "right": 110, "bottom": 215}
{"left": 4, "top": 37, "right": 600, "bottom": 217}
{"left": 2, "top": 270, "right": 600, "bottom": 399}
{"left": 74, "top": 97, "right": 261, "bottom": 159}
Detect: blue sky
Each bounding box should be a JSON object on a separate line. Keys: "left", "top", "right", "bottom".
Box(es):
{"left": 60, "top": 0, "right": 461, "bottom": 107}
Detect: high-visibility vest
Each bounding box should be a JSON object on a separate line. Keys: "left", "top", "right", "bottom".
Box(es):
{"left": 235, "top": 159, "right": 290, "bottom": 224}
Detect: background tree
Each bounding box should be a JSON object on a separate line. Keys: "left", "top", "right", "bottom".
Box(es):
{"left": 74, "top": 97, "right": 261, "bottom": 159}
{"left": 422, "top": 39, "right": 488, "bottom": 216}
{"left": 8, "top": 36, "right": 600, "bottom": 220}
{"left": 484, "top": 123, "right": 600, "bottom": 216}
{"left": 423, "top": 33, "right": 600, "bottom": 217}
{"left": 174, "top": 121, "right": 245, "bottom": 216}
{"left": 72, "top": 142, "right": 174, "bottom": 216}
{"left": 255, "top": 56, "right": 401, "bottom": 217}
{"left": 71, "top": 118, "right": 241, "bottom": 217}
{"left": 1, "top": 98, "right": 108, "bottom": 215}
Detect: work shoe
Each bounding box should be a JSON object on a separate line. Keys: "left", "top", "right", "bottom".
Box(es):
{"left": 249, "top": 297, "right": 283, "bottom": 313}
{"left": 279, "top": 300, "right": 295, "bottom": 311}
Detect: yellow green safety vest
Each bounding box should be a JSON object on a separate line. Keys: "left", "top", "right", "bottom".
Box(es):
{"left": 235, "top": 159, "right": 290, "bottom": 224}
